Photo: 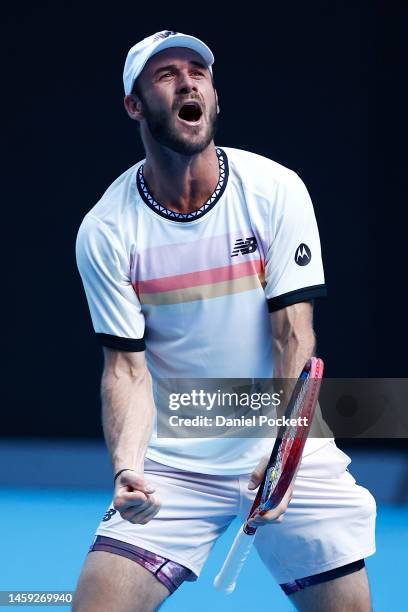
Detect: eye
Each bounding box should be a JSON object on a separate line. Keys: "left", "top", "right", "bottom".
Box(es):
{"left": 159, "top": 71, "right": 174, "bottom": 80}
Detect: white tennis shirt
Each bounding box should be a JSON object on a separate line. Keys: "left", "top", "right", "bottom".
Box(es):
{"left": 76, "top": 147, "right": 328, "bottom": 474}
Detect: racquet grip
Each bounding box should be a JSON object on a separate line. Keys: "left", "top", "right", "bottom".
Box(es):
{"left": 213, "top": 525, "right": 255, "bottom": 594}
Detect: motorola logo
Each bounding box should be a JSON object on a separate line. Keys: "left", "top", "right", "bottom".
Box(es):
{"left": 295, "top": 243, "right": 311, "bottom": 266}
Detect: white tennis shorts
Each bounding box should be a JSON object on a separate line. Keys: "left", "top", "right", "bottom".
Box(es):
{"left": 94, "top": 440, "right": 376, "bottom": 584}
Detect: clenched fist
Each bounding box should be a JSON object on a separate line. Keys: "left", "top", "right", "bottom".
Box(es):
{"left": 113, "top": 469, "right": 161, "bottom": 525}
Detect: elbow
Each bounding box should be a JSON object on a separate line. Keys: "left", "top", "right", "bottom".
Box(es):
{"left": 272, "top": 327, "right": 316, "bottom": 356}
{"left": 103, "top": 362, "right": 150, "bottom": 385}
{"left": 271, "top": 302, "right": 316, "bottom": 356}
{"left": 101, "top": 349, "right": 151, "bottom": 386}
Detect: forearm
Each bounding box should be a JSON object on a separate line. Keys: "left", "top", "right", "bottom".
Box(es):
{"left": 101, "top": 358, "right": 154, "bottom": 475}
{"left": 272, "top": 328, "right": 315, "bottom": 378}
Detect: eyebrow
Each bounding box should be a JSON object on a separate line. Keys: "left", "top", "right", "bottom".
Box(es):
{"left": 153, "top": 61, "right": 207, "bottom": 77}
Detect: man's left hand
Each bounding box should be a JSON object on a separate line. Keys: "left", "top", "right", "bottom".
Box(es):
{"left": 247, "top": 454, "right": 296, "bottom": 527}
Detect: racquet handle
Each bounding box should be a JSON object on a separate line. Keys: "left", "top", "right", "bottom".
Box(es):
{"left": 213, "top": 525, "right": 255, "bottom": 594}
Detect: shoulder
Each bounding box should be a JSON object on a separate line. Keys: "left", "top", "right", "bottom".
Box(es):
{"left": 76, "top": 161, "right": 143, "bottom": 257}
{"left": 221, "top": 147, "right": 312, "bottom": 227}
{"left": 79, "top": 161, "right": 143, "bottom": 232}
{"left": 221, "top": 146, "right": 303, "bottom": 194}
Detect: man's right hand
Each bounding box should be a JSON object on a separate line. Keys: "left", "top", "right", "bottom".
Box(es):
{"left": 113, "top": 470, "right": 161, "bottom": 525}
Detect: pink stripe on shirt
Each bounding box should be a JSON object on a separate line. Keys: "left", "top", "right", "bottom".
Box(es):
{"left": 134, "top": 259, "right": 264, "bottom": 295}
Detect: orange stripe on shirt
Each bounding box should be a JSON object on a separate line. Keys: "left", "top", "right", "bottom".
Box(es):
{"left": 138, "top": 272, "right": 265, "bottom": 305}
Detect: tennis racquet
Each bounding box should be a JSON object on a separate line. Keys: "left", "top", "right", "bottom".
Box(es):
{"left": 213, "top": 356, "right": 324, "bottom": 594}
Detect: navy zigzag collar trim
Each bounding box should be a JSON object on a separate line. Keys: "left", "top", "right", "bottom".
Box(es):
{"left": 136, "top": 148, "right": 229, "bottom": 222}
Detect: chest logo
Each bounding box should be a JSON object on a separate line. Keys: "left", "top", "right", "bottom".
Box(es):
{"left": 295, "top": 243, "right": 312, "bottom": 266}
{"left": 231, "top": 236, "right": 258, "bottom": 257}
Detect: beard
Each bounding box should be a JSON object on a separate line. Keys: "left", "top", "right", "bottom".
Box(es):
{"left": 141, "top": 94, "right": 218, "bottom": 155}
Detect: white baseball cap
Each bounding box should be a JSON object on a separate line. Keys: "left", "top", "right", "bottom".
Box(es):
{"left": 123, "top": 30, "right": 215, "bottom": 95}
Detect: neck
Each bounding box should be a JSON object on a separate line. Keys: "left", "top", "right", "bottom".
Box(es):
{"left": 142, "top": 142, "right": 219, "bottom": 214}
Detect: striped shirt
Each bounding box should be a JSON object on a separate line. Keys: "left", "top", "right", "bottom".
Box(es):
{"left": 76, "top": 146, "right": 327, "bottom": 474}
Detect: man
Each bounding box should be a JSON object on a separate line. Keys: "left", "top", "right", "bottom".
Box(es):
{"left": 74, "top": 31, "right": 376, "bottom": 611}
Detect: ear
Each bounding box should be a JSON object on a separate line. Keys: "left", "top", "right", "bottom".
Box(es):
{"left": 214, "top": 88, "right": 220, "bottom": 114}
{"left": 124, "top": 94, "right": 144, "bottom": 122}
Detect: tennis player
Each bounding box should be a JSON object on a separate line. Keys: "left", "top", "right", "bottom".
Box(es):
{"left": 73, "top": 31, "right": 376, "bottom": 611}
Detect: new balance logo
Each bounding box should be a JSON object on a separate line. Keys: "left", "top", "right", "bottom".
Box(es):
{"left": 102, "top": 508, "right": 117, "bottom": 522}
{"left": 153, "top": 31, "right": 178, "bottom": 41}
{"left": 231, "top": 237, "right": 258, "bottom": 257}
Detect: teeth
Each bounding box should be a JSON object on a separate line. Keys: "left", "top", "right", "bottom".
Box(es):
{"left": 183, "top": 103, "right": 199, "bottom": 110}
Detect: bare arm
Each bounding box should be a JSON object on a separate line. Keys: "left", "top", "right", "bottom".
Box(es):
{"left": 248, "top": 301, "right": 316, "bottom": 525}
{"left": 101, "top": 348, "right": 160, "bottom": 524}
{"left": 101, "top": 348, "right": 154, "bottom": 474}
{"left": 270, "top": 301, "right": 315, "bottom": 379}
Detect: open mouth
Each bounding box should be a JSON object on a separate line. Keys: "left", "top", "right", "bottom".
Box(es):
{"left": 178, "top": 101, "right": 203, "bottom": 123}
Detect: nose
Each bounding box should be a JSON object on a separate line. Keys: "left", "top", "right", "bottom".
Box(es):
{"left": 176, "top": 71, "right": 198, "bottom": 95}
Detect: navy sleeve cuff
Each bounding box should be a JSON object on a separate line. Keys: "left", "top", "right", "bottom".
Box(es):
{"left": 95, "top": 333, "right": 146, "bottom": 352}
{"left": 267, "top": 284, "right": 327, "bottom": 313}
